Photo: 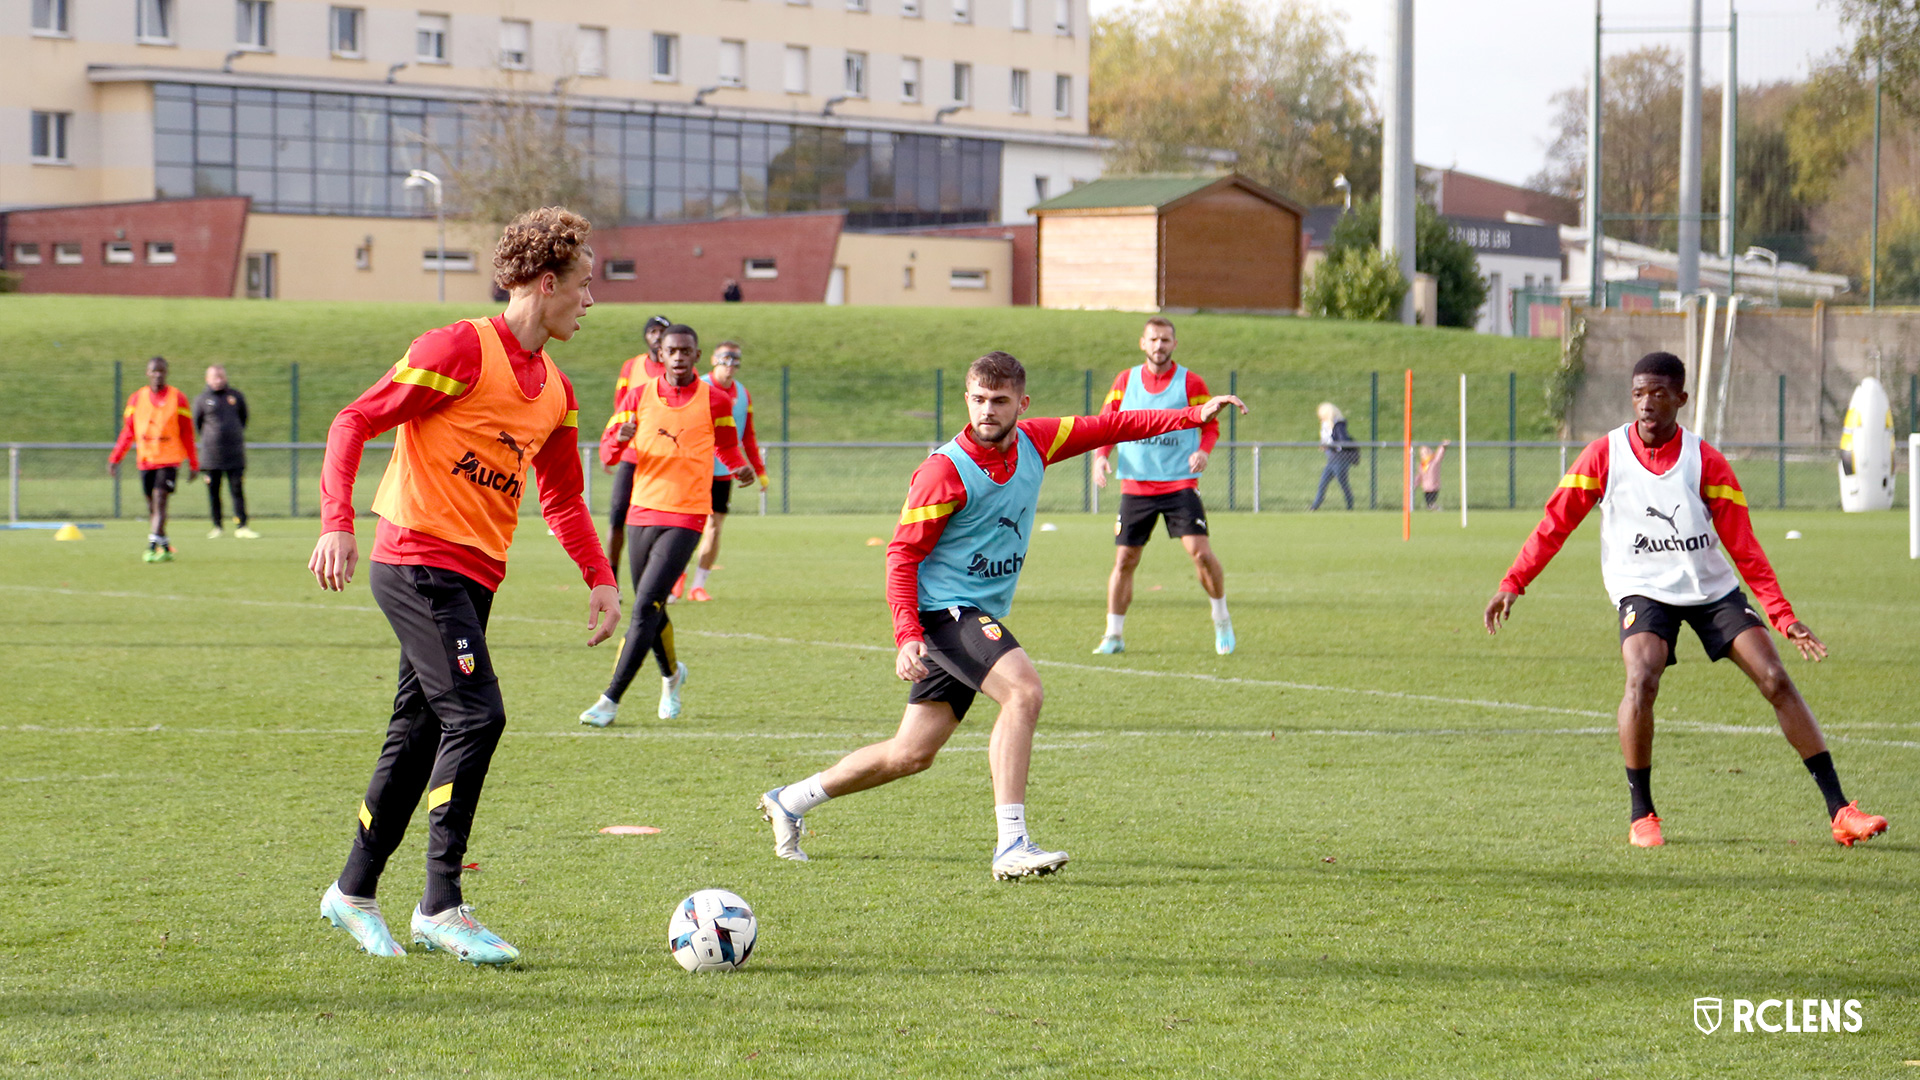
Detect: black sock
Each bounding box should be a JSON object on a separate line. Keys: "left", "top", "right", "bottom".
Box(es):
{"left": 1802, "top": 751, "right": 1847, "bottom": 818}
{"left": 421, "top": 871, "right": 462, "bottom": 917}
{"left": 1626, "top": 766, "right": 1656, "bottom": 822}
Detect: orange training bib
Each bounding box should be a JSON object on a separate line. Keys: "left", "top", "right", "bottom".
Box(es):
{"left": 627, "top": 377, "right": 716, "bottom": 519}
{"left": 129, "top": 386, "right": 191, "bottom": 468}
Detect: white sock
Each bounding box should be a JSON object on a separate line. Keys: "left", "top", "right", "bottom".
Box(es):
{"left": 995, "top": 803, "right": 1028, "bottom": 848}
{"left": 1105, "top": 613, "right": 1125, "bottom": 637}
{"left": 777, "top": 774, "right": 832, "bottom": 817}
{"left": 595, "top": 694, "right": 617, "bottom": 712}
{"left": 148, "top": 533, "right": 162, "bottom": 545}
{"left": 1210, "top": 596, "right": 1230, "bottom": 623}
{"left": 691, "top": 567, "right": 711, "bottom": 589}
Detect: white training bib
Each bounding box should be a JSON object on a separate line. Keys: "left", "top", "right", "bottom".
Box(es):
{"left": 1598, "top": 423, "right": 1740, "bottom": 607}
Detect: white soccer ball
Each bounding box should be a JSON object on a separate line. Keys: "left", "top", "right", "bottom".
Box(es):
{"left": 667, "top": 889, "right": 757, "bottom": 972}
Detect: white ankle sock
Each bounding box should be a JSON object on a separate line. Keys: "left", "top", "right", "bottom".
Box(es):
{"left": 777, "top": 774, "right": 832, "bottom": 817}
{"left": 1210, "top": 596, "right": 1230, "bottom": 623}
{"left": 1105, "top": 613, "right": 1125, "bottom": 637}
{"left": 691, "top": 567, "right": 711, "bottom": 589}
{"left": 995, "top": 803, "right": 1028, "bottom": 848}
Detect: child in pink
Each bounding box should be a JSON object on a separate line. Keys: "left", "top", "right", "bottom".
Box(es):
{"left": 1417, "top": 440, "right": 1450, "bottom": 510}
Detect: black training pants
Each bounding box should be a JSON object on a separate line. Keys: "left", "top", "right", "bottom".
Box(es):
{"left": 203, "top": 468, "right": 247, "bottom": 527}
{"left": 338, "top": 563, "right": 506, "bottom": 915}
{"left": 604, "top": 524, "right": 702, "bottom": 703}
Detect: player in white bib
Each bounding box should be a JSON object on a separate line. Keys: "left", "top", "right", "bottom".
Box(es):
{"left": 1483, "top": 352, "right": 1886, "bottom": 849}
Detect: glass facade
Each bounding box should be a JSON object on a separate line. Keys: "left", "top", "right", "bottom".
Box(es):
{"left": 153, "top": 82, "right": 1001, "bottom": 228}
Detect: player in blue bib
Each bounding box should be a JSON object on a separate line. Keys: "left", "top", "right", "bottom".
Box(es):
{"left": 759, "top": 351, "right": 1247, "bottom": 879}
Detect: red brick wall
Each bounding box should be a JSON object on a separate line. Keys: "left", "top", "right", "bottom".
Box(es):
{"left": 1, "top": 198, "right": 250, "bottom": 297}
{"left": 1432, "top": 169, "right": 1580, "bottom": 228}
{"left": 890, "top": 223, "right": 1037, "bottom": 305}
{"left": 591, "top": 212, "right": 846, "bottom": 304}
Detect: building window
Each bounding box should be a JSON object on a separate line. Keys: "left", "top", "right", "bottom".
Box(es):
{"left": 952, "top": 62, "right": 971, "bottom": 104}
{"left": 1010, "top": 69, "right": 1029, "bottom": 113}
{"left": 1034, "top": 175, "right": 1050, "bottom": 202}
{"left": 1011, "top": 0, "right": 1028, "bottom": 30}
{"left": 718, "top": 40, "right": 745, "bottom": 87}
{"left": 12, "top": 244, "right": 43, "bottom": 265}
{"left": 783, "top": 47, "right": 808, "bottom": 94}
{"left": 330, "top": 7, "right": 363, "bottom": 56}
{"left": 577, "top": 26, "right": 607, "bottom": 77}
{"left": 30, "top": 111, "right": 70, "bottom": 163}
{"left": 845, "top": 52, "right": 867, "bottom": 97}
{"left": 137, "top": 0, "right": 173, "bottom": 41}
{"left": 605, "top": 259, "right": 637, "bottom": 280}
{"left": 499, "top": 19, "right": 529, "bottom": 70}
{"left": 900, "top": 0, "right": 920, "bottom": 15}
{"left": 953, "top": 0, "right": 971, "bottom": 22}
{"left": 903, "top": 265, "right": 914, "bottom": 289}
{"left": 1054, "top": 73, "right": 1071, "bottom": 117}
{"left": 744, "top": 257, "right": 778, "bottom": 279}
{"left": 104, "top": 242, "right": 136, "bottom": 265}
{"left": 422, "top": 250, "right": 476, "bottom": 272}
{"left": 950, "top": 269, "right": 987, "bottom": 289}
{"left": 416, "top": 13, "right": 449, "bottom": 63}
{"left": 652, "top": 33, "right": 679, "bottom": 81}
{"left": 1054, "top": 0, "right": 1070, "bottom": 34}
{"left": 32, "top": 0, "right": 70, "bottom": 35}
{"left": 848, "top": 0, "right": 868, "bottom": 9}
{"left": 147, "top": 241, "right": 178, "bottom": 265}
{"left": 55, "top": 243, "right": 83, "bottom": 265}
{"left": 236, "top": 1, "right": 272, "bottom": 50}
{"left": 900, "top": 57, "right": 921, "bottom": 102}
{"left": 245, "top": 252, "right": 276, "bottom": 298}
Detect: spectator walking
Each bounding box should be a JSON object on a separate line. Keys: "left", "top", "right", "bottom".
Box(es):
{"left": 1310, "top": 402, "right": 1357, "bottom": 511}
{"left": 195, "top": 365, "right": 258, "bottom": 538}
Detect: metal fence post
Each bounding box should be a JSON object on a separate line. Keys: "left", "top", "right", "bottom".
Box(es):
{"left": 1778, "top": 373, "right": 1787, "bottom": 510}
{"left": 1368, "top": 371, "right": 1379, "bottom": 510}
{"left": 581, "top": 446, "right": 593, "bottom": 514}
{"left": 1227, "top": 370, "right": 1238, "bottom": 510}
{"left": 1082, "top": 369, "right": 1093, "bottom": 513}
{"left": 933, "top": 369, "right": 943, "bottom": 443}
{"left": 1507, "top": 371, "right": 1517, "bottom": 509}
{"left": 289, "top": 362, "right": 302, "bottom": 517}
{"left": 1250, "top": 444, "right": 1260, "bottom": 513}
{"left": 112, "top": 360, "right": 122, "bottom": 519}
{"left": 780, "top": 365, "right": 790, "bottom": 514}
{"left": 9, "top": 445, "right": 18, "bottom": 524}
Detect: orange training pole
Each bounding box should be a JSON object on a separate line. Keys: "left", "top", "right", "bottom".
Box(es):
{"left": 1402, "top": 369, "right": 1413, "bottom": 541}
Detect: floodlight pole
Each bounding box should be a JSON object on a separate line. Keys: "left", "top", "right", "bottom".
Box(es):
{"left": 1719, "top": 2, "right": 1737, "bottom": 298}
{"left": 1587, "top": 1, "right": 1603, "bottom": 308}
{"left": 1677, "top": 0, "right": 1703, "bottom": 296}
{"left": 1871, "top": 19, "right": 1883, "bottom": 310}
{"left": 1380, "top": 0, "right": 1416, "bottom": 325}
{"left": 406, "top": 169, "right": 445, "bottom": 303}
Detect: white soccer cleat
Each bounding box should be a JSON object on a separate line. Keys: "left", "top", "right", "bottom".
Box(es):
{"left": 206, "top": 527, "right": 223, "bottom": 540}
{"left": 658, "top": 662, "right": 688, "bottom": 720}
{"left": 1091, "top": 635, "right": 1125, "bottom": 655}
{"left": 579, "top": 695, "right": 619, "bottom": 728}
{"left": 759, "top": 789, "right": 810, "bottom": 862}
{"left": 991, "top": 837, "right": 1069, "bottom": 880}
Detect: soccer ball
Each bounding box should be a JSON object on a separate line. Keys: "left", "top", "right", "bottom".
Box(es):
{"left": 667, "top": 889, "right": 757, "bottom": 972}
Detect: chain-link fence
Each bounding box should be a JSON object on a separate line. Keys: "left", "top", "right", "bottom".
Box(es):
{"left": 10, "top": 439, "right": 1908, "bottom": 523}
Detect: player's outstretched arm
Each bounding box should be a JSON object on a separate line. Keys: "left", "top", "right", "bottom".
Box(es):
{"left": 1784, "top": 622, "right": 1827, "bottom": 662}
{"left": 310, "top": 530, "right": 358, "bottom": 591}
{"left": 586, "top": 583, "right": 621, "bottom": 646}
{"left": 1484, "top": 590, "right": 1518, "bottom": 635}
{"left": 1194, "top": 395, "right": 1247, "bottom": 424}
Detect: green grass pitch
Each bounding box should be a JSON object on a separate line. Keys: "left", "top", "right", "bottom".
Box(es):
{"left": 2, "top": 508, "right": 1915, "bottom": 1078}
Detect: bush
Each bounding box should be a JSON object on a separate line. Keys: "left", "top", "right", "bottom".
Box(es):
{"left": 0, "top": 271, "right": 21, "bottom": 294}
{"left": 1302, "top": 247, "right": 1409, "bottom": 321}
{"left": 1327, "top": 198, "right": 1490, "bottom": 328}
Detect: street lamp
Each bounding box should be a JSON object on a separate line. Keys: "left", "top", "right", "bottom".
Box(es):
{"left": 405, "top": 169, "right": 445, "bottom": 304}
{"left": 1743, "top": 245, "right": 1779, "bottom": 307}
{"left": 1333, "top": 173, "right": 1351, "bottom": 212}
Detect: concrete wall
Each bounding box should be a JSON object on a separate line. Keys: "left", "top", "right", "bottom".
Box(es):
{"left": 893, "top": 222, "right": 1034, "bottom": 304}
{"left": 4, "top": 196, "right": 248, "bottom": 296}
{"left": 832, "top": 232, "right": 1011, "bottom": 306}
{"left": 1037, "top": 211, "right": 1156, "bottom": 311}
{"left": 236, "top": 213, "right": 501, "bottom": 302}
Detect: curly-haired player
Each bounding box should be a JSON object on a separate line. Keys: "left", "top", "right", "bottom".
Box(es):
{"left": 308, "top": 207, "right": 621, "bottom": 964}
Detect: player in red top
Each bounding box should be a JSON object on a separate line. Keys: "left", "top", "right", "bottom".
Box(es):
{"left": 603, "top": 314, "right": 671, "bottom": 586}
{"left": 108, "top": 356, "right": 199, "bottom": 562}
{"left": 1090, "top": 317, "right": 1233, "bottom": 656}
{"left": 1484, "top": 352, "right": 1886, "bottom": 849}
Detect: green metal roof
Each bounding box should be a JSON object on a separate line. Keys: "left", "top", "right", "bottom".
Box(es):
{"left": 1031, "top": 175, "right": 1226, "bottom": 212}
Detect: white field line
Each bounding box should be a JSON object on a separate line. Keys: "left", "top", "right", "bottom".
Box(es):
{"left": 4, "top": 584, "right": 1916, "bottom": 752}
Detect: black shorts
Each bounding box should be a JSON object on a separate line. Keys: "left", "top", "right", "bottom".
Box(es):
{"left": 907, "top": 607, "right": 1022, "bottom": 722}
{"left": 141, "top": 466, "right": 178, "bottom": 498}
{"left": 1115, "top": 489, "right": 1208, "bottom": 547}
{"left": 608, "top": 461, "right": 636, "bottom": 532}
{"left": 1618, "top": 589, "right": 1766, "bottom": 667}
{"left": 710, "top": 476, "right": 732, "bottom": 516}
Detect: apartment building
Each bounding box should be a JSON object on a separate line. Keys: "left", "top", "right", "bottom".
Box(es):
{"left": 5, "top": 0, "right": 1099, "bottom": 300}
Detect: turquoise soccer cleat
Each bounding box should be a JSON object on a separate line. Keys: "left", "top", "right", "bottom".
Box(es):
{"left": 1214, "top": 620, "right": 1236, "bottom": 656}
{"left": 321, "top": 882, "right": 407, "bottom": 957}
{"left": 1091, "top": 635, "right": 1125, "bottom": 655}
{"left": 657, "top": 662, "right": 688, "bottom": 720}
{"left": 579, "top": 695, "right": 618, "bottom": 728}
{"left": 410, "top": 904, "right": 520, "bottom": 966}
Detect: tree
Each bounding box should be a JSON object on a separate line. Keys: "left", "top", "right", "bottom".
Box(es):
{"left": 1090, "top": 0, "right": 1378, "bottom": 205}
{"left": 439, "top": 84, "right": 620, "bottom": 229}
{"left": 1531, "top": 47, "right": 1693, "bottom": 248}
{"left": 1837, "top": 0, "right": 1920, "bottom": 116}
{"left": 1302, "top": 247, "right": 1408, "bottom": 322}
{"left": 1326, "top": 198, "right": 1488, "bottom": 329}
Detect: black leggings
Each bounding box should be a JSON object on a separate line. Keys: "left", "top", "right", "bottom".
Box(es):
{"left": 604, "top": 524, "right": 703, "bottom": 703}
{"left": 203, "top": 468, "right": 247, "bottom": 527}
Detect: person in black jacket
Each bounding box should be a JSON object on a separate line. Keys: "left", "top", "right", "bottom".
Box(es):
{"left": 194, "top": 365, "right": 258, "bottom": 538}
{"left": 1310, "top": 401, "right": 1358, "bottom": 511}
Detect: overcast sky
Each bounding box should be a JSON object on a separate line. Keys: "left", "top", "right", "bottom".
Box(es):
{"left": 1088, "top": 0, "right": 1855, "bottom": 189}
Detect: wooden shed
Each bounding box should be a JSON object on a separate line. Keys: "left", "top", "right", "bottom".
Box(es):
{"left": 1032, "top": 174, "right": 1305, "bottom": 313}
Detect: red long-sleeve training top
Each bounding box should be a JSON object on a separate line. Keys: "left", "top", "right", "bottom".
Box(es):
{"left": 887, "top": 406, "right": 1209, "bottom": 646}
{"left": 320, "top": 315, "right": 614, "bottom": 592}
{"left": 598, "top": 374, "right": 750, "bottom": 531}
{"left": 1497, "top": 424, "right": 1796, "bottom": 633}
{"left": 1092, "top": 365, "right": 1219, "bottom": 496}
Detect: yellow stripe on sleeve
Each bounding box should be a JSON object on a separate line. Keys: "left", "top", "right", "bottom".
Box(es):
{"left": 899, "top": 500, "right": 959, "bottom": 525}
{"left": 176, "top": 406, "right": 193, "bottom": 418}
{"left": 390, "top": 354, "right": 470, "bottom": 397}
{"left": 1703, "top": 483, "right": 1747, "bottom": 506}
{"left": 559, "top": 410, "right": 578, "bottom": 428}
{"left": 427, "top": 783, "right": 454, "bottom": 811}
{"left": 714, "top": 415, "right": 736, "bottom": 428}
{"left": 1558, "top": 473, "right": 1603, "bottom": 491}
{"left": 1047, "top": 415, "right": 1075, "bottom": 460}
{"left": 602, "top": 410, "right": 634, "bottom": 431}
{"left": 1103, "top": 389, "right": 1124, "bottom": 406}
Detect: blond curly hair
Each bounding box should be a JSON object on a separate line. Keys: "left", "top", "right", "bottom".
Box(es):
{"left": 493, "top": 207, "right": 592, "bottom": 290}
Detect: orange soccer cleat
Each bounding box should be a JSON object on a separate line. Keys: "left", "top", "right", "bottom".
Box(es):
{"left": 671, "top": 573, "right": 686, "bottom": 599}
{"left": 690, "top": 587, "right": 712, "bottom": 602}
{"left": 1830, "top": 802, "right": 1887, "bottom": 847}
{"left": 1629, "top": 813, "right": 1665, "bottom": 848}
